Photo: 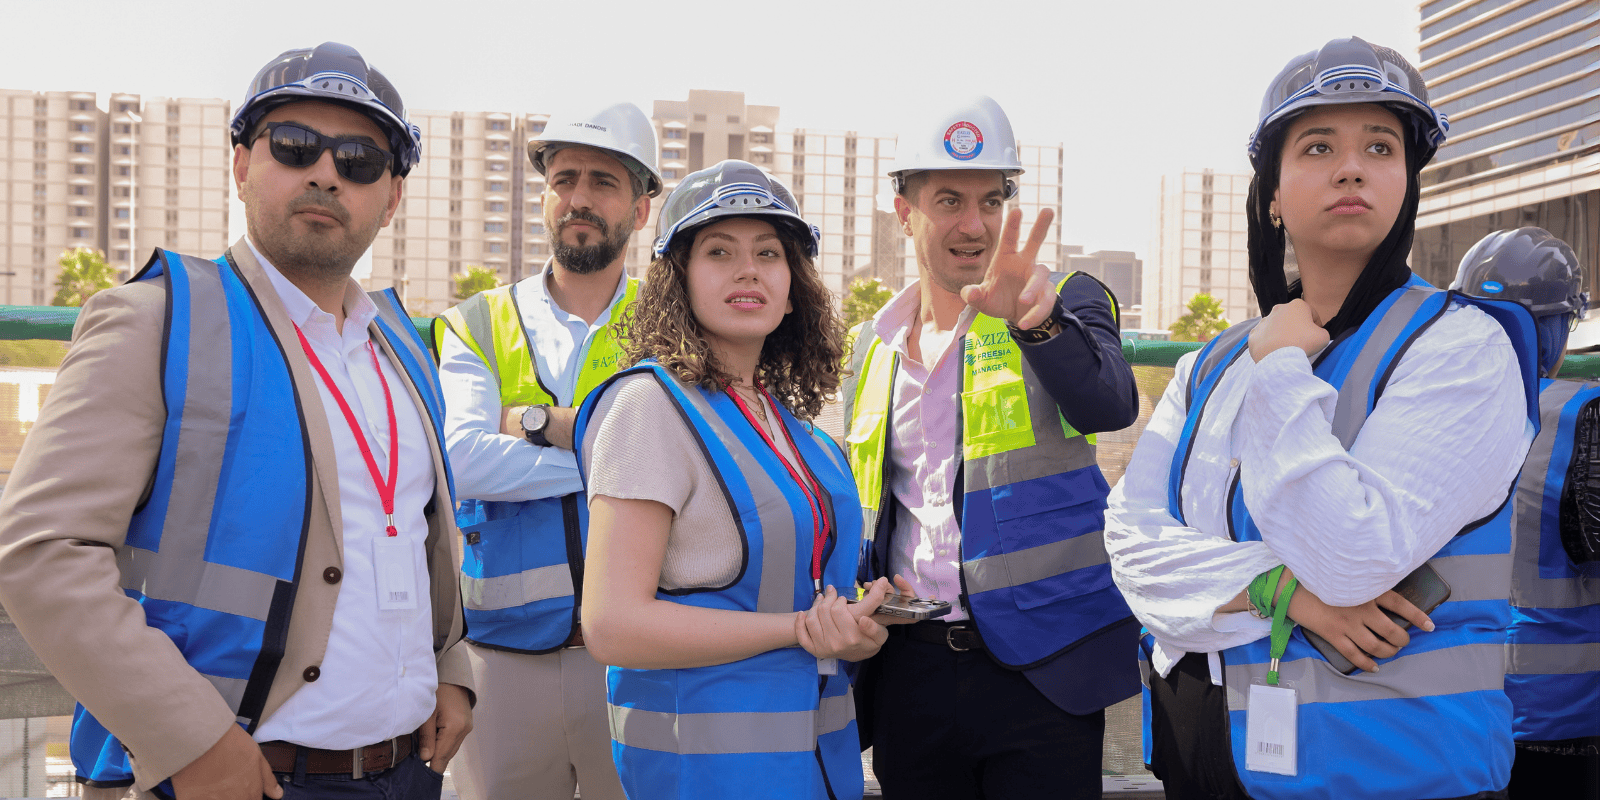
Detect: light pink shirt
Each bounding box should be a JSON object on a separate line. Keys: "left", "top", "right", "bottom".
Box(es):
{"left": 873, "top": 283, "right": 977, "bottom": 620}
{"left": 247, "top": 239, "right": 439, "bottom": 749}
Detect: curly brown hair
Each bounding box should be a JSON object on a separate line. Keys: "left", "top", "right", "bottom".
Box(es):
{"left": 616, "top": 221, "right": 845, "bottom": 419}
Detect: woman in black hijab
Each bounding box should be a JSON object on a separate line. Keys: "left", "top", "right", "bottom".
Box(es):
{"left": 1105, "top": 37, "right": 1541, "bottom": 800}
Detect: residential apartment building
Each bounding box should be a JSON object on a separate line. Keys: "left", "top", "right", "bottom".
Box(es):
{"left": 1147, "top": 169, "right": 1256, "bottom": 332}
{"left": 1411, "top": 0, "right": 1597, "bottom": 287}
{"left": 0, "top": 89, "right": 229, "bottom": 306}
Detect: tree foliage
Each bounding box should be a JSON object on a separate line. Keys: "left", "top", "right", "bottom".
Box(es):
{"left": 0, "top": 339, "right": 69, "bottom": 367}
{"left": 842, "top": 277, "right": 895, "bottom": 330}
{"left": 453, "top": 265, "right": 501, "bottom": 300}
{"left": 51, "top": 247, "right": 117, "bottom": 307}
{"left": 1169, "top": 293, "right": 1229, "bottom": 343}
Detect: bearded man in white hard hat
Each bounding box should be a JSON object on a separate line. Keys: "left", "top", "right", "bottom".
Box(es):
{"left": 433, "top": 102, "right": 662, "bottom": 800}
{"left": 840, "top": 95, "right": 1141, "bottom": 799}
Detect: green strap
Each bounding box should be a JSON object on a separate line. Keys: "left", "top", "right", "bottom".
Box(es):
{"left": 1249, "top": 567, "right": 1299, "bottom": 686}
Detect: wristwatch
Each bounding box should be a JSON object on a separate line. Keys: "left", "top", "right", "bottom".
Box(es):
{"left": 1007, "top": 315, "right": 1061, "bottom": 343}
{"left": 521, "top": 404, "right": 552, "bottom": 447}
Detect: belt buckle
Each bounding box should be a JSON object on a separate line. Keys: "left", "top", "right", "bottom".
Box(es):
{"left": 945, "top": 624, "right": 972, "bottom": 652}
{"left": 351, "top": 746, "right": 364, "bottom": 780}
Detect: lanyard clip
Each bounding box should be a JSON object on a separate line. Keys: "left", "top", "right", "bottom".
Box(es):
{"left": 385, "top": 513, "right": 397, "bottom": 537}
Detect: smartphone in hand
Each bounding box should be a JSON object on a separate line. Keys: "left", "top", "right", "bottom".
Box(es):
{"left": 1302, "top": 562, "right": 1452, "bottom": 675}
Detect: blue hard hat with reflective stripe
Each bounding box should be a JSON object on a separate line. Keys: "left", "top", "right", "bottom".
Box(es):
{"left": 230, "top": 42, "right": 421, "bottom": 177}
{"left": 1248, "top": 37, "right": 1448, "bottom": 169}
{"left": 653, "top": 160, "right": 819, "bottom": 257}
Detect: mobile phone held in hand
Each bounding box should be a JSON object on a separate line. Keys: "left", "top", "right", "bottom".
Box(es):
{"left": 849, "top": 594, "right": 954, "bottom": 621}
{"left": 1303, "top": 562, "right": 1452, "bottom": 675}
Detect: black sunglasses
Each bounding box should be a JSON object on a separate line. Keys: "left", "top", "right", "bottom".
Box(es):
{"left": 254, "top": 122, "right": 393, "bottom": 185}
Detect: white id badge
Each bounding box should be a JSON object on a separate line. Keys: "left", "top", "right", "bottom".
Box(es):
{"left": 817, "top": 658, "right": 839, "bottom": 676}
{"left": 373, "top": 537, "right": 419, "bottom": 611}
{"left": 1245, "top": 683, "right": 1298, "bottom": 776}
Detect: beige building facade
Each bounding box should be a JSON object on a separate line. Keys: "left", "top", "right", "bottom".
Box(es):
{"left": 0, "top": 89, "right": 228, "bottom": 306}
{"left": 1147, "top": 168, "right": 1256, "bottom": 333}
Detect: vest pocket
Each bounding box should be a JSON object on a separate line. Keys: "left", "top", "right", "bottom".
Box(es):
{"left": 961, "top": 383, "right": 1035, "bottom": 459}
{"left": 984, "top": 469, "right": 1114, "bottom": 611}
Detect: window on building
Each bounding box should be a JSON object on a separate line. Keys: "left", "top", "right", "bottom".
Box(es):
{"left": 71, "top": 226, "right": 89, "bottom": 238}
{"left": 167, "top": 147, "right": 180, "bottom": 163}
{"left": 664, "top": 129, "right": 684, "bottom": 139}
{"left": 32, "top": 206, "right": 44, "bottom": 221}
{"left": 394, "top": 219, "right": 407, "bottom": 234}
{"left": 394, "top": 239, "right": 407, "bottom": 255}
{"left": 34, "top": 184, "right": 47, "bottom": 198}
{"left": 448, "top": 241, "right": 461, "bottom": 256}
{"left": 844, "top": 177, "right": 856, "bottom": 192}
{"left": 117, "top": 229, "right": 130, "bottom": 240}
{"left": 529, "top": 121, "right": 546, "bottom": 134}
{"left": 166, "top": 106, "right": 179, "bottom": 121}
{"left": 844, "top": 196, "right": 856, "bottom": 212}
{"left": 70, "top": 142, "right": 92, "bottom": 154}
{"left": 116, "top": 145, "right": 131, "bottom": 155}
{"left": 166, "top": 168, "right": 178, "bottom": 183}
{"left": 70, "top": 185, "right": 89, "bottom": 196}
{"left": 450, "top": 139, "right": 463, "bottom": 155}
{"left": 752, "top": 153, "right": 770, "bottom": 164}
{"left": 73, "top": 100, "right": 93, "bottom": 111}
{"left": 451, "top": 117, "right": 464, "bottom": 135}
{"left": 73, "top": 164, "right": 92, "bottom": 175}
{"left": 450, "top": 159, "right": 463, "bottom": 176}
{"left": 751, "top": 133, "right": 770, "bottom": 144}
{"left": 693, "top": 113, "right": 707, "bottom": 122}
{"left": 488, "top": 180, "right": 507, "bottom": 192}
{"left": 485, "top": 221, "right": 506, "bottom": 233}
{"left": 487, "top": 242, "right": 505, "bottom": 254}
{"left": 488, "top": 201, "right": 506, "bottom": 213}
{"left": 73, "top": 122, "right": 94, "bottom": 133}
{"left": 488, "top": 161, "right": 506, "bottom": 172}
{"left": 793, "top": 155, "right": 805, "bottom": 169}
{"left": 528, "top": 202, "right": 542, "bottom": 216}
{"left": 844, "top": 157, "right": 857, "bottom": 172}
{"left": 34, "top": 142, "right": 48, "bottom": 157}
{"left": 115, "top": 249, "right": 129, "bottom": 260}
{"left": 845, "top": 138, "right": 858, "bottom": 155}
{"left": 34, "top": 99, "right": 48, "bottom": 114}
{"left": 166, "top": 189, "right": 179, "bottom": 205}
{"left": 114, "top": 186, "right": 129, "bottom": 197}
{"left": 663, "top": 169, "right": 679, "bottom": 179}
{"left": 114, "top": 208, "right": 129, "bottom": 218}
{"left": 489, "top": 119, "right": 508, "bottom": 131}
{"left": 167, "top": 127, "right": 179, "bottom": 143}
{"left": 528, "top": 222, "right": 545, "bottom": 236}
{"left": 114, "top": 123, "right": 131, "bottom": 134}
{"left": 35, "top": 163, "right": 47, "bottom": 178}
{"left": 116, "top": 165, "right": 130, "bottom": 176}
{"left": 165, "top": 210, "right": 179, "bottom": 225}
{"left": 32, "top": 226, "right": 46, "bottom": 242}
{"left": 727, "top": 115, "right": 740, "bottom": 124}
{"left": 450, "top": 179, "right": 463, "bottom": 195}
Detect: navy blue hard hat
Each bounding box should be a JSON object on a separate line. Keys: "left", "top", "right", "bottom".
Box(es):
{"left": 1450, "top": 227, "right": 1586, "bottom": 319}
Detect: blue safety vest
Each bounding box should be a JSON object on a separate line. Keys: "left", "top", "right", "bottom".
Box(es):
{"left": 435, "top": 281, "right": 637, "bottom": 653}
{"left": 71, "top": 249, "right": 449, "bottom": 788}
{"left": 1158, "top": 278, "right": 1539, "bottom": 800}
{"left": 841, "top": 274, "right": 1134, "bottom": 674}
{"left": 574, "top": 363, "right": 863, "bottom": 800}
{"left": 1506, "top": 378, "right": 1600, "bottom": 742}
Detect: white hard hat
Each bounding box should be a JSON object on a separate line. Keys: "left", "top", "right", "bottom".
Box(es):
{"left": 888, "top": 94, "right": 1023, "bottom": 199}
{"left": 529, "top": 101, "right": 663, "bottom": 197}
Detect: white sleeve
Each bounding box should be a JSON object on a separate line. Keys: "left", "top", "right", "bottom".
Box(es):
{"left": 1238, "top": 305, "right": 1532, "bottom": 607}
{"left": 1105, "top": 351, "right": 1283, "bottom": 660}
{"left": 438, "top": 325, "right": 583, "bottom": 503}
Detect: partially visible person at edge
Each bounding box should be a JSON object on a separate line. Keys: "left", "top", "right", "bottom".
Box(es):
{"left": 1451, "top": 228, "right": 1600, "bottom": 800}
{"left": 433, "top": 101, "right": 659, "bottom": 800}
{"left": 1105, "top": 37, "right": 1540, "bottom": 800}
{"left": 842, "top": 94, "right": 1140, "bottom": 800}
{"left": 574, "top": 159, "right": 912, "bottom": 800}
{"left": 0, "top": 42, "right": 472, "bottom": 800}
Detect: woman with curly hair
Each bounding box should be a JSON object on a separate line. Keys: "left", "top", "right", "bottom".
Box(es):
{"left": 573, "top": 160, "right": 909, "bottom": 800}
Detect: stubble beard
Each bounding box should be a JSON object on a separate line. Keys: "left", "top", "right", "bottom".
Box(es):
{"left": 247, "top": 189, "right": 382, "bottom": 284}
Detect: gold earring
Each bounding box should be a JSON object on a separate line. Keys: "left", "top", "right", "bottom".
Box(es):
{"left": 1269, "top": 211, "right": 1282, "bottom": 229}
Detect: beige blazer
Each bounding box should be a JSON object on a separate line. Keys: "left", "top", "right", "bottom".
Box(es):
{"left": 0, "top": 240, "right": 470, "bottom": 791}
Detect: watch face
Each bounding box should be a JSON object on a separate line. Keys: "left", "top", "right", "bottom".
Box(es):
{"left": 522, "top": 405, "right": 549, "bottom": 433}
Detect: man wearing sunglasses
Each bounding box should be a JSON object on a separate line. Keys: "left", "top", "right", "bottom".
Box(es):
{"left": 431, "top": 102, "right": 660, "bottom": 800}
{"left": 0, "top": 42, "right": 471, "bottom": 800}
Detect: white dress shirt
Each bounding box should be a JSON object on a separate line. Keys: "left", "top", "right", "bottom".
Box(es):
{"left": 439, "top": 260, "right": 630, "bottom": 502}
{"left": 1105, "top": 304, "right": 1533, "bottom": 682}
{"left": 247, "top": 239, "right": 439, "bottom": 749}
{"left": 873, "top": 283, "right": 977, "bottom": 620}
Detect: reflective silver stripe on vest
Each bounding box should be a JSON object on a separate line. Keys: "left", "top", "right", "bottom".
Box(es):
{"left": 203, "top": 673, "right": 248, "bottom": 713}
{"left": 456, "top": 290, "right": 500, "bottom": 385}
{"left": 1512, "top": 379, "right": 1600, "bottom": 610}
{"left": 963, "top": 531, "right": 1110, "bottom": 594}
{"left": 460, "top": 564, "right": 572, "bottom": 611}
{"left": 1225, "top": 642, "right": 1505, "bottom": 709}
{"left": 119, "top": 254, "right": 280, "bottom": 624}
{"left": 1506, "top": 642, "right": 1600, "bottom": 675}
{"left": 655, "top": 373, "right": 798, "bottom": 613}
{"left": 963, "top": 337, "right": 1100, "bottom": 493}
{"left": 1329, "top": 287, "right": 1435, "bottom": 449}
{"left": 1432, "top": 553, "right": 1512, "bottom": 602}
{"left": 608, "top": 688, "right": 854, "bottom": 754}
{"left": 1187, "top": 321, "right": 1257, "bottom": 410}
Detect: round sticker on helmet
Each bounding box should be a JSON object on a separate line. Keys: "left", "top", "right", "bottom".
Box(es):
{"left": 944, "top": 122, "right": 984, "bottom": 161}
{"left": 1480, "top": 280, "right": 1505, "bottom": 294}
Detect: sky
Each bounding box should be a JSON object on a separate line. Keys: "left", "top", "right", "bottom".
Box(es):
{"left": 0, "top": 0, "right": 1422, "bottom": 259}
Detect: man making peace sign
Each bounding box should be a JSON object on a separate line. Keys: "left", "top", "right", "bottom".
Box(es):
{"left": 841, "top": 95, "right": 1141, "bottom": 800}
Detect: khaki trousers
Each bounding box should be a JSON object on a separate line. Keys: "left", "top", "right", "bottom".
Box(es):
{"left": 450, "top": 642, "right": 623, "bottom": 800}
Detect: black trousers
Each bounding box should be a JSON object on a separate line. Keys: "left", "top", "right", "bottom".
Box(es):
{"left": 1508, "top": 740, "right": 1600, "bottom": 799}
{"left": 868, "top": 627, "right": 1105, "bottom": 799}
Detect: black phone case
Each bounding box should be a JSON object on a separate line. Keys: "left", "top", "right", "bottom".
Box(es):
{"left": 1300, "top": 562, "right": 1452, "bottom": 675}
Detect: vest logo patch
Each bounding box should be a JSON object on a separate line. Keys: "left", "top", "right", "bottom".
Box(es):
{"left": 591, "top": 352, "right": 623, "bottom": 371}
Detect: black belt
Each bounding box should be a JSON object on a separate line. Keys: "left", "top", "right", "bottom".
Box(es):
{"left": 896, "top": 620, "right": 986, "bottom": 652}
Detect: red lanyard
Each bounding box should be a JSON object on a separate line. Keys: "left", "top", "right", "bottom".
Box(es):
{"left": 294, "top": 323, "right": 400, "bottom": 537}
{"left": 725, "top": 385, "right": 831, "bottom": 592}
